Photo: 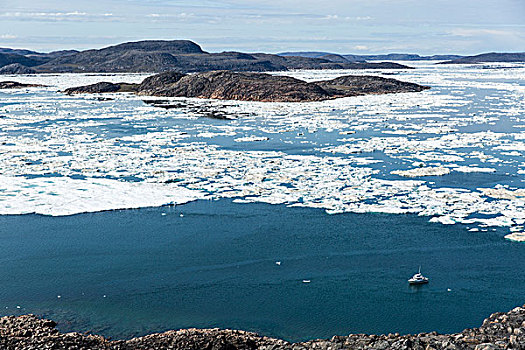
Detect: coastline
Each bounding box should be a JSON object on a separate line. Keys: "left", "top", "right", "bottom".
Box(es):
{"left": 1, "top": 304, "right": 524, "bottom": 349}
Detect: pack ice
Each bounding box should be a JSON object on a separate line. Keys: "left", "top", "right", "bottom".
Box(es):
{"left": 0, "top": 62, "right": 524, "bottom": 241}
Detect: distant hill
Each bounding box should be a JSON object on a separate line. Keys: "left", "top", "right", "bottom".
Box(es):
{"left": 1, "top": 40, "right": 411, "bottom": 74}
{"left": 361, "top": 54, "right": 463, "bottom": 61}
{"left": 0, "top": 48, "right": 78, "bottom": 59}
{"left": 0, "top": 48, "right": 79, "bottom": 72}
{"left": 279, "top": 52, "right": 366, "bottom": 62}
{"left": 319, "top": 54, "right": 356, "bottom": 63}
{"left": 439, "top": 52, "right": 525, "bottom": 64}
{"left": 279, "top": 52, "right": 463, "bottom": 61}
{"left": 0, "top": 63, "right": 37, "bottom": 74}
{"left": 0, "top": 53, "right": 46, "bottom": 68}
{"left": 0, "top": 48, "right": 41, "bottom": 56}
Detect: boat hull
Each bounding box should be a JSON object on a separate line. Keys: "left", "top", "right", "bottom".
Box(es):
{"left": 408, "top": 279, "right": 429, "bottom": 285}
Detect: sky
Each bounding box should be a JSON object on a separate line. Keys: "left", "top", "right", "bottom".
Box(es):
{"left": 0, "top": 0, "right": 524, "bottom": 55}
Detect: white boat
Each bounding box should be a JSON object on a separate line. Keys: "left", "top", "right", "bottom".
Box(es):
{"left": 408, "top": 266, "right": 429, "bottom": 285}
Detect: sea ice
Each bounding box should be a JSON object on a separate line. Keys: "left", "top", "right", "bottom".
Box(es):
{"left": 1, "top": 63, "right": 524, "bottom": 239}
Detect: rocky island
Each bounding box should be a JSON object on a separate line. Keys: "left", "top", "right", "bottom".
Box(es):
{"left": 64, "top": 71, "right": 429, "bottom": 102}
{"left": 0, "top": 81, "right": 46, "bottom": 89}
{"left": 1, "top": 304, "right": 524, "bottom": 349}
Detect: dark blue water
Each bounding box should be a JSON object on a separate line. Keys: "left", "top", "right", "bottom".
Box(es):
{"left": 0, "top": 200, "right": 523, "bottom": 341}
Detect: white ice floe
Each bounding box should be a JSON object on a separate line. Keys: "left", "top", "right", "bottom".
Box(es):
{"left": 452, "top": 166, "right": 496, "bottom": 173}
{"left": 234, "top": 135, "right": 269, "bottom": 142}
{"left": 0, "top": 175, "right": 205, "bottom": 216}
{"left": 478, "top": 187, "right": 525, "bottom": 200}
{"left": 505, "top": 232, "right": 525, "bottom": 243}
{"left": 392, "top": 167, "right": 451, "bottom": 177}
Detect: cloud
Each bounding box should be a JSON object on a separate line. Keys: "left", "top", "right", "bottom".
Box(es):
{"left": 146, "top": 13, "right": 193, "bottom": 18}
{"left": 353, "top": 45, "right": 369, "bottom": 50}
{"left": 323, "top": 14, "right": 339, "bottom": 20}
{"left": 2, "top": 11, "right": 86, "bottom": 17}
{"left": 0, "top": 11, "right": 115, "bottom": 22}
{"left": 0, "top": 34, "right": 17, "bottom": 39}
{"left": 450, "top": 28, "right": 520, "bottom": 37}
{"left": 322, "top": 14, "right": 373, "bottom": 22}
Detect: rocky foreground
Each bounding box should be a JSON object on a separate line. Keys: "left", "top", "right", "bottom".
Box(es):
{"left": 64, "top": 70, "right": 429, "bottom": 102}
{"left": 1, "top": 305, "right": 525, "bottom": 349}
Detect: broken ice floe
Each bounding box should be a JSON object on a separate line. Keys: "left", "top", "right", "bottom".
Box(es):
{"left": 0, "top": 62, "right": 524, "bottom": 239}
{"left": 0, "top": 175, "right": 204, "bottom": 216}
{"left": 505, "top": 232, "right": 525, "bottom": 243}
{"left": 391, "top": 167, "right": 451, "bottom": 177}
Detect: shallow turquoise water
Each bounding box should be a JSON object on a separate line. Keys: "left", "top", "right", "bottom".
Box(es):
{"left": 0, "top": 199, "right": 523, "bottom": 341}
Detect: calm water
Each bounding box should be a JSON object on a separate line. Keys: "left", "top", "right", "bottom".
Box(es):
{"left": 0, "top": 199, "right": 523, "bottom": 341}
{"left": 1, "top": 64, "right": 524, "bottom": 341}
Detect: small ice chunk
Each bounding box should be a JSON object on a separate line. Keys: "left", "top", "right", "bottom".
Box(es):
{"left": 505, "top": 232, "right": 525, "bottom": 243}
{"left": 234, "top": 135, "right": 269, "bottom": 142}
{"left": 454, "top": 166, "right": 496, "bottom": 173}
{"left": 392, "top": 167, "right": 450, "bottom": 177}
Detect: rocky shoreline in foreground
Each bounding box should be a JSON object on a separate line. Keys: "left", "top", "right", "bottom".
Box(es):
{"left": 1, "top": 304, "right": 524, "bottom": 349}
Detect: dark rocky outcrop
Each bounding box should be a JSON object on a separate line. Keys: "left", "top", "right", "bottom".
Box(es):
{"left": 64, "top": 70, "right": 429, "bottom": 102}
{"left": 136, "top": 71, "right": 187, "bottom": 95}
{"left": 440, "top": 52, "right": 525, "bottom": 64}
{"left": 316, "top": 75, "right": 428, "bottom": 97}
{"left": 137, "top": 71, "right": 332, "bottom": 102}
{"left": 0, "top": 81, "right": 46, "bottom": 89}
{"left": 1, "top": 304, "right": 525, "bottom": 349}
{"left": 0, "top": 63, "right": 36, "bottom": 74}
{"left": 64, "top": 82, "right": 139, "bottom": 94}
